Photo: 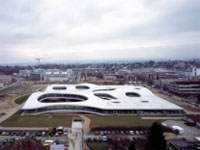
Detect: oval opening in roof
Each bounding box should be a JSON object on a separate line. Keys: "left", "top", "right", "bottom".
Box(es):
{"left": 125, "top": 92, "right": 141, "bottom": 97}
{"left": 93, "top": 88, "right": 116, "bottom": 92}
{"left": 53, "top": 86, "right": 67, "bottom": 90}
{"left": 94, "top": 93, "right": 117, "bottom": 100}
{"left": 38, "top": 93, "right": 88, "bottom": 103}
{"left": 76, "top": 85, "right": 90, "bottom": 90}
{"left": 112, "top": 101, "right": 121, "bottom": 103}
{"left": 141, "top": 100, "right": 148, "bottom": 103}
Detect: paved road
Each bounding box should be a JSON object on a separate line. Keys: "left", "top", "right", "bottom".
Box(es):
{"left": 68, "top": 118, "right": 83, "bottom": 150}
{"left": 0, "top": 82, "right": 20, "bottom": 92}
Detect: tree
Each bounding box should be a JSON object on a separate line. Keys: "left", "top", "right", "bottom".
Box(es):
{"left": 129, "top": 141, "right": 136, "bottom": 150}
{"left": 145, "top": 122, "right": 166, "bottom": 150}
{"left": 197, "top": 95, "right": 200, "bottom": 103}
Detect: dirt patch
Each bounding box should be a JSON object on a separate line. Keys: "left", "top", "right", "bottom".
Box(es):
{"left": 0, "top": 85, "right": 46, "bottom": 124}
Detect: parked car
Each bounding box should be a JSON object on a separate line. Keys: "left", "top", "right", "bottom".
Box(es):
{"left": 100, "top": 131, "right": 104, "bottom": 136}
{"left": 42, "top": 131, "right": 46, "bottom": 137}
{"left": 31, "top": 132, "right": 36, "bottom": 137}
{"left": 44, "top": 139, "right": 54, "bottom": 145}
{"left": 45, "top": 132, "right": 49, "bottom": 137}
{"left": 8, "top": 137, "right": 15, "bottom": 143}
{"left": 135, "top": 131, "right": 139, "bottom": 135}
{"left": 97, "top": 136, "right": 103, "bottom": 142}
{"left": 129, "top": 130, "right": 134, "bottom": 135}
{"left": 15, "top": 137, "right": 19, "bottom": 141}
{"left": 1, "top": 132, "right": 6, "bottom": 136}
{"left": 125, "top": 131, "right": 129, "bottom": 135}
{"left": 5, "top": 132, "right": 9, "bottom": 136}
{"left": 25, "top": 132, "right": 30, "bottom": 137}
{"left": 10, "top": 132, "right": 15, "bottom": 136}
{"left": 54, "top": 139, "right": 59, "bottom": 144}
{"left": 102, "top": 136, "right": 107, "bottom": 141}
{"left": 94, "top": 131, "right": 99, "bottom": 135}
{"left": 49, "top": 132, "right": 54, "bottom": 137}
{"left": 140, "top": 131, "right": 144, "bottom": 135}
{"left": 16, "top": 132, "right": 20, "bottom": 136}
{"left": 107, "top": 131, "right": 111, "bottom": 135}
{"left": 37, "top": 132, "right": 41, "bottom": 137}
{"left": 20, "top": 131, "right": 25, "bottom": 137}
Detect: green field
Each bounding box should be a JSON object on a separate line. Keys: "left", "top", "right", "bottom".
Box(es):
{"left": 0, "top": 111, "right": 73, "bottom": 127}
{"left": 87, "top": 142, "right": 108, "bottom": 150}
{"left": 88, "top": 116, "right": 163, "bottom": 128}
{"left": 0, "top": 111, "right": 164, "bottom": 128}
{"left": 15, "top": 95, "right": 30, "bottom": 105}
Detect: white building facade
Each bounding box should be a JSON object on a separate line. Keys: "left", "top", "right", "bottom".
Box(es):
{"left": 22, "top": 83, "right": 183, "bottom": 116}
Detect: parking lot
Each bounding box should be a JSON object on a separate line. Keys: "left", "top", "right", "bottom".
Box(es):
{"left": 163, "top": 120, "right": 200, "bottom": 141}
{"left": 85, "top": 128, "right": 149, "bottom": 143}
{"left": 0, "top": 129, "right": 69, "bottom": 148}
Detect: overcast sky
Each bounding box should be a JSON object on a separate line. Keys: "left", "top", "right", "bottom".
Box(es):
{"left": 0, "top": 0, "right": 200, "bottom": 64}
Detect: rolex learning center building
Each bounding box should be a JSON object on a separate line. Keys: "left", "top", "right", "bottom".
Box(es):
{"left": 21, "top": 83, "right": 184, "bottom": 116}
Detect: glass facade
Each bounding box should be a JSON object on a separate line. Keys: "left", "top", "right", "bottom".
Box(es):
{"left": 38, "top": 93, "right": 88, "bottom": 103}
{"left": 22, "top": 105, "right": 184, "bottom": 116}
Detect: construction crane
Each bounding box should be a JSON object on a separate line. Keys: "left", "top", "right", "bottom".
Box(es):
{"left": 35, "top": 58, "right": 42, "bottom": 66}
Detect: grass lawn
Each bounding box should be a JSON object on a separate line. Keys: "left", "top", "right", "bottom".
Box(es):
{"left": 88, "top": 116, "right": 164, "bottom": 128}
{"left": 0, "top": 111, "right": 73, "bottom": 127}
{"left": 0, "top": 112, "right": 164, "bottom": 128}
{"left": 87, "top": 142, "right": 108, "bottom": 150}
{"left": 15, "top": 95, "right": 30, "bottom": 105}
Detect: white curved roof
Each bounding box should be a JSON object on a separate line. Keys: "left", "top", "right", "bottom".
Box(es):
{"left": 22, "top": 83, "right": 182, "bottom": 111}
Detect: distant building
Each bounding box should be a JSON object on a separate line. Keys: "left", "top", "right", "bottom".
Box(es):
{"left": 30, "top": 73, "right": 42, "bottom": 81}
{"left": 192, "top": 68, "right": 200, "bottom": 77}
{"left": 169, "top": 81, "right": 200, "bottom": 96}
{"left": 0, "top": 75, "right": 12, "bottom": 85}
{"left": 43, "top": 69, "right": 73, "bottom": 82}
{"left": 19, "top": 70, "right": 32, "bottom": 77}
{"left": 19, "top": 69, "right": 73, "bottom": 82}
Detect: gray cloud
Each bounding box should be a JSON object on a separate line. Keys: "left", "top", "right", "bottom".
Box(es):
{"left": 0, "top": 0, "right": 200, "bottom": 63}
